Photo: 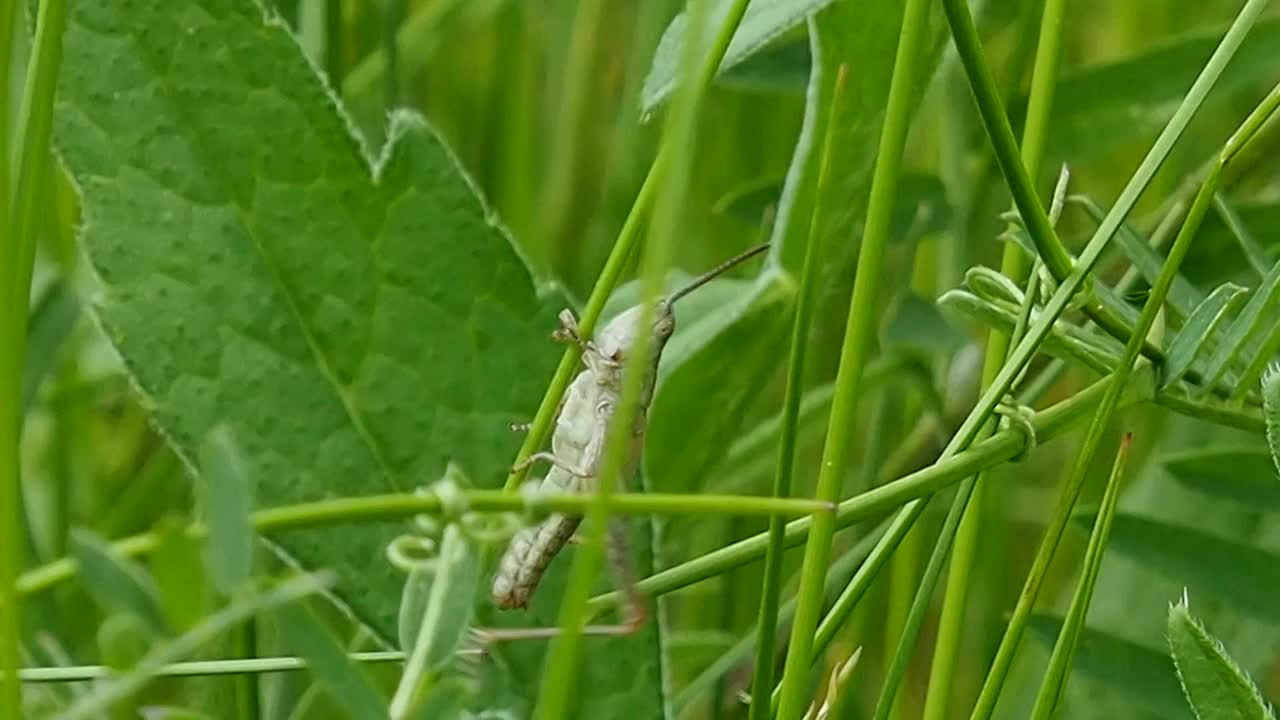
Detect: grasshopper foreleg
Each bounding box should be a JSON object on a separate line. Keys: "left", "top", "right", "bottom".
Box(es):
{"left": 511, "top": 451, "right": 593, "bottom": 478}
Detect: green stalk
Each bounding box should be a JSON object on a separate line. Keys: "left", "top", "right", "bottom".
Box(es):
{"left": 773, "top": 0, "right": 931, "bottom": 714}
{"left": 873, "top": 477, "right": 975, "bottom": 720}
{"left": 1028, "top": 433, "right": 1132, "bottom": 720}
{"left": 541, "top": 0, "right": 605, "bottom": 267}
{"left": 927, "top": 0, "right": 1071, "bottom": 698}
{"left": 13, "top": 491, "right": 832, "bottom": 599}
{"left": 966, "top": 81, "right": 1274, "bottom": 716}
{"left": 18, "top": 651, "right": 404, "bottom": 683}
{"left": 0, "top": 0, "right": 13, "bottom": 219}
{"left": 2, "top": 0, "right": 69, "bottom": 712}
{"left": 941, "top": 0, "right": 1270, "bottom": 360}
{"left": 746, "top": 63, "right": 849, "bottom": 720}
{"left": 535, "top": 1, "right": 736, "bottom": 714}
{"left": 503, "top": 0, "right": 754, "bottom": 495}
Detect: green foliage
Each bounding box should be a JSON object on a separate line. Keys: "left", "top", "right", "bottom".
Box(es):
{"left": 1168, "top": 598, "right": 1277, "bottom": 720}
{"left": 69, "top": 529, "right": 169, "bottom": 637}
{"left": 642, "top": 0, "right": 836, "bottom": 111}
{"left": 1263, "top": 366, "right": 1280, "bottom": 476}
{"left": 1077, "top": 513, "right": 1280, "bottom": 624}
{"left": 197, "top": 426, "right": 255, "bottom": 595}
{"left": 9, "top": 0, "right": 1280, "bottom": 717}
{"left": 1027, "top": 614, "right": 1192, "bottom": 719}
{"left": 274, "top": 602, "right": 387, "bottom": 720}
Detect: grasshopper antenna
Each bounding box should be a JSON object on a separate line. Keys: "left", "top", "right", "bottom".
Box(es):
{"left": 667, "top": 243, "right": 769, "bottom": 305}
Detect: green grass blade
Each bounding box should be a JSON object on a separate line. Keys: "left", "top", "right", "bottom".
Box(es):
{"left": 275, "top": 603, "right": 387, "bottom": 720}
{"left": 1212, "top": 193, "right": 1272, "bottom": 278}
{"left": 747, "top": 60, "right": 848, "bottom": 720}
{"left": 1026, "top": 614, "right": 1192, "bottom": 719}
{"left": 1067, "top": 194, "right": 1206, "bottom": 319}
{"left": 872, "top": 478, "right": 975, "bottom": 720}
{"left": 1196, "top": 254, "right": 1280, "bottom": 399}
{"left": 968, "top": 92, "right": 1229, "bottom": 719}
{"left": 1168, "top": 598, "right": 1277, "bottom": 720}
{"left": 58, "top": 574, "right": 332, "bottom": 720}
{"left": 774, "top": 0, "right": 932, "bottom": 714}
{"left": 1029, "top": 433, "right": 1132, "bottom": 719}
{"left": 69, "top": 528, "right": 169, "bottom": 637}
{"left": 20, "top": 279, "right": 79, "bottom": 415}
{"left": 198, "top": 426, "right": 256, "bottom": 595}
{"left": 1163, "top": 283, "right": 1248, "bottom": 389}
{"left": 2, "top": 0, "right": 69, "bottom": 710}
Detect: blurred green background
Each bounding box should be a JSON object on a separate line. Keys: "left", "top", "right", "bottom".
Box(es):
{"left": 11, "top": 0, "right": 1280, "bottom": 717}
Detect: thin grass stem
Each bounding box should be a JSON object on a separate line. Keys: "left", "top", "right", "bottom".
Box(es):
{"left": 773, "top": 0, "right": 932, "bottom": 714}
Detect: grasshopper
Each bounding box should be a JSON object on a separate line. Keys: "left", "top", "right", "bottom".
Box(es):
{"left": 490, "top": 243, "right": 770, "bottom": 632}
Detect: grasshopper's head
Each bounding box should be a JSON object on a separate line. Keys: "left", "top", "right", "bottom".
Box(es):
{"left": 594, "top": 298, "right": 677, "bottom": 365}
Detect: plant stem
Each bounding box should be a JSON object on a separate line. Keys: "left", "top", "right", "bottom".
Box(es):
{"left": 13, "top": 491, "right": 830, "bottom": 599}
{"left": 18, "top": 651, "right": 404, "bottom": 683}
{"left": 966, "top": 79, "right": 1268, "bottom": 714}
{"left": 941, "top": 0, "right": 1270, "bottom": 361}
{"left": 747, "top": 63, "right": 848, "bottom": 720}
{"left": 873, "top": 477, "right": 975, "bottom": 720}
{"left": 535, "top": 1, "right": 744, "bottom": 714}
{"left": 2, "top": 0, "right": 69, "bottom": 712}
{"left": 774, "top": 0, "right": 930, "bottom": 714}
{"left": 927, "top": 0, "right": 1071, "bottom": 698}
{"left": 1028, "top": 433, "right": 1131, "bottom": 720}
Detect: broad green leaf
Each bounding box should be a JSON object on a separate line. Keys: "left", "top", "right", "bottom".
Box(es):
{"left": 274, "top": 603, "right": 388, "bottom": 720}
{"left": 1265, "top": 367, "right": 1280, "bottom": 478}
{"left": 1018, "top": 17, "right": 1280, "bottom": 162}
{"left": 22, "top": 277, "right": 80, "bottom": 414}
{"left": 53, "top": 1, "right": 662, "bottom": 713}
{"left": 1196, "top": 256, "right": 1280, "bottom": 398}
{"left": 149, "top": 518, "right": 211, "bottom": 632}
{"left": 1162, "top": 446, "right": 1280, "bottom": 510}
{"left": 642, "top": 0, "right": 837, "bottom": 113}
{"left": 1162, "top": 284, "right": 1248, "bottom": 389}
{"left": 1073, "top": 513, "right": 1280, "bottom": 624}
{"left": 1027, "top": 614, "right": 1191, "bottom": 720}
{"left": 645, "top": 273, "right": 792, "bottom": 495}
{"left": 765, "top": 2, "right": 944, "bottom": 275}
{"left": 1168, "top": 598, "right": 1277, "bottom": 720}
{"left": 198, "top": 426, "right": 255, "bottom": 594}
{"left": 938, "top": 289, "right": 1121, "bottom": 374}
{"left": 70, "top": 529, "right": 169, "bottom": 637}
{"left": 52, "top": 0, "right": 557, "bottom": 637}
